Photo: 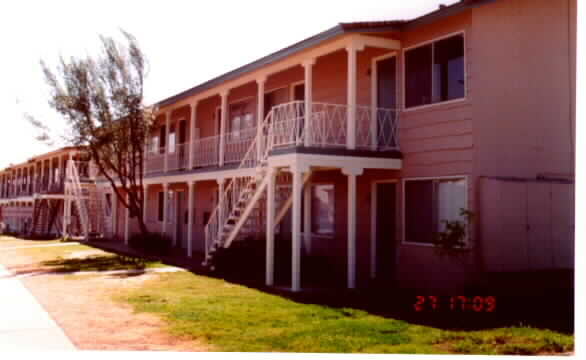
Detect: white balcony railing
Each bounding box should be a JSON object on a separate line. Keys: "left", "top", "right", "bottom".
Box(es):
{"left": 223, "top": 127, "right": 257, "bottom": 165}
{"left": 145, "top": 147, "right": 166, "bottom": 175}
{"left": 167, "top": 143, "right": 188, "bottom": 171}
{"left": 193, "top": 135, "right": 220, "bottom": 168}
{"left": 270, "top": 101, "right": 400, "bottom": 151}
{"left": 143, "top": 101, "right": 399, "bottom": 175}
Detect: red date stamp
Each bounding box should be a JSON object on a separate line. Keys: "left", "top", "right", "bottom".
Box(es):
{"left": 413, "top": 296, "right": 496, "bottom": 312}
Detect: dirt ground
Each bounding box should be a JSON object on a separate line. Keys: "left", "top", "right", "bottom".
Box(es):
{"left": 0, "top": 248, "right": 211, "bottom": 351}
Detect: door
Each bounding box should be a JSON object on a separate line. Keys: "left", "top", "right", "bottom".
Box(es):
{"left": 376, "top": 56, "right": 397, "bottom": 148}
{"left": 176, "top": 191, "right": 185, "bottom": 249}
{"left": 374, "top": 182, "right": 396, "bottom": 282}
{"left": 178, "top": 120, "right": 186, "bottom": 168}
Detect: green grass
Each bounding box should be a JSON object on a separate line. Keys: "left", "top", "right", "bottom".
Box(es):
{"left": 116, "top": 272, "right": 574, "bottom": 354}
{"left": 0, "top": 236, "right": 163, "bottom": 273}
{"left": 41, "top": 254, "right": 164, "bottom": 273}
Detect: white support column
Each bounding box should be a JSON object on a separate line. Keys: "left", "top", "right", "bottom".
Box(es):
{"left": 124, "top": 192, "right": 130, "bottom": 245}
{"left": 219, "top": 90, "right": 229, "bottom": 167}
{"left": 142, "top": 185, "right": 148, "bottom": 223}
{"left": 216, "top": 178, "right": 225, "bottom": 240}
{"left": 256, "top": 78, "right": 266, "bottom": 160}
{"left": 346, "top": 44, "right": 362, "bottom": 150}
{"left": 188, "top": 102, "right": 198, "bottom": 169}
{"left": 302, "top": 59, "right": 315, "bottom": 147}
{"left": 303, "top": 176, "right": 312, "bottom": 255}
{"left": 112, "top": 190, "right": 118, "bottom": 238}
{"left": 291, "top": 166, "right": 305, "bottom": 292}
{"left": 164, "top": 112, "right": 170, "bottom": 173}
{"left": 265, "top": 168, "right": 276, "bottom": 286}
{"left": 370, "top": 58, "right": 378, "bottom": 150}
{"left": 161, "top": 183, "right": 169, "bottom": 235}
{"left": 343, "top": 167, "right": 363, "bottom": 289}
{"left": 187, "top": 180, "right": 195, "bottom": 258}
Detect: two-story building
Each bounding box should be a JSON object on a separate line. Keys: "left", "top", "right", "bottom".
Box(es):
{"left": 44, "top": 0, "right": 577, "bottom": 293}
{"left": 0, "top": 147, "right": 99, "bottom": 238}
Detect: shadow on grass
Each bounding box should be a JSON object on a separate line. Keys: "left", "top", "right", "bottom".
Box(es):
{"left": 41, "top": 255, "right": 149, "bottom": 273}
{"left": 87, "top": 239, "right": 574, "bottom": 335}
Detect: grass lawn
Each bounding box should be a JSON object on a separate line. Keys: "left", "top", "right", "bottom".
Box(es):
{"left": 0, "top": 236, "right": 164, "bottom": 273}
{"left": 0, "top": 235, "right": 66, "bottom": 248}
{"left": 116, "top": 271, "right": 574, "bottom": 354}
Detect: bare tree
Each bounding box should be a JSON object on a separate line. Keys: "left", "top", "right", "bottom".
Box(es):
{"left": 32, "top": 30, "right": 155, "bottom": 235}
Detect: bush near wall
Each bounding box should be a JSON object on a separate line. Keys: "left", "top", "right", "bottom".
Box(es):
{"left": 128, "top": 232, "right": 172, "bottom": 256}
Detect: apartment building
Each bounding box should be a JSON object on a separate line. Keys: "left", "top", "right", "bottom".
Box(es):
{"left": 4, "top": 0, "right": 573, "bottom": 293}
{"left": 0, "top": 147, "right": 99, "bottom": 238}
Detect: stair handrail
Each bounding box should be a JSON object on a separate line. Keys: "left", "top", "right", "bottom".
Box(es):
{"left": 203, "top": 107, "right": 277, "bottom": 256}
{"left": 67, "top": 160, "right": 90, "bottom": 239}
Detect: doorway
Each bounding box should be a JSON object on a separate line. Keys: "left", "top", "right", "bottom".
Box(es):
{"left": 372, "top": 181, "right": 397, "bottom": 283}
{"left": 175, "top": 190, "right": 185, "bottom": 249}
{"left": 375, "top": 55, "right": 397, "bottom": 149}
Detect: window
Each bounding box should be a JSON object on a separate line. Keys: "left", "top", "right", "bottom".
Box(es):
{"left": 168, "top": 124, "right": 176, "bottom": 154}
{"left": 157, "top": 191, "right": 164, "bottom": 222}
{"left": 404, "top": 177, "right": 467, "bottom": 245}
{"left": 229, "top": 102, "right": 254, "bottom": 139}
{"left": 159, "top": 126, "right": 166, "bottom": 154}
{"left": 150, "top": 135, "right": 159, "bottom": 154}
{"left": 405, "top": 33, "right": 465, "bottom": 108}
{"left": 311, "top": 184, "right": 334, "bottom": 235}
{"left": 105, "top": 193, "right": 112, "bottom": 216}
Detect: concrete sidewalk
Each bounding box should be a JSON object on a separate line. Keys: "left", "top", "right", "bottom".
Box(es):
{"left": 0, "top": 264, "right": 76, "bottom": 351}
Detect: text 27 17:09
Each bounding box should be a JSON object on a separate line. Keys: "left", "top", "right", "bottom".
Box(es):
{"left": 413, "top": 296, "right": 496, "bottom": 312}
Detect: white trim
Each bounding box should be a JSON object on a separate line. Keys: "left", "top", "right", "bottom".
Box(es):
{"left": 370, "top": 179, "right": 399, "bottom": 279}
{"left": 401, "top": 175, "right": 469, "bottom": 247}
{"left": 401, "top": 30, "right": 467, "bottom": 111}
{"left": 289, "top": 81, "right": 305, "bottom": 101}
{"left": 265, "top": 85, "right": 288, "bottom": 96}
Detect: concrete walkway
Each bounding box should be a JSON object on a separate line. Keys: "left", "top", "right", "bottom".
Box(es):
{"left": 0, "top": 264, "right": 76, "bottom": 351}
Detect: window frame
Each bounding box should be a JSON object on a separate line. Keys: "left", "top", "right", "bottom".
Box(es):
{"left": 402, "top": 31, "right": 467, "bottom": 112}
{"left": 401, "top": 175, "right": 469, "bottom": 247}
{"left": 310, "top": 182, "right": 335, "bottom": 237}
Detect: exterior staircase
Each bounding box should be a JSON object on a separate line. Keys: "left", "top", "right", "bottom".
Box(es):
{"left": 202, "top": 108, "right": 312, "bottom": 270}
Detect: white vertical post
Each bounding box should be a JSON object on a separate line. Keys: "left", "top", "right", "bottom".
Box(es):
{"left": 124, "top": 192, "right": 130, "bottom": 245}
{"left": 162, "top": 183, "right": 169, "bottom": 235}
{"left": 256, "top": 78, "right": 266, "bottom": 160}
{"left": 291, "top": 166, "right": 304, "bottom": 292}
{"left": 188, "top": 102, "right": 198, "bottom": 169}
{"left": 302, "top": 59, "right": 315, "bottom": 147}
{"left": 142, "top": 185, "right": 148, "bottom": 223}
{"left": 343, "top": 167, "right": 362, "bottom": 289}
{"left": 164, "top": 112, "right": 170, "bottom": 173}
{"left": 216, "top": 178, "right": 225, "bottom": 241}
{"left": 112, "top": 190, "right": 118, "bottom": 238}
{"left": 346, "top": 44, "right": 360, "bottom": 150}
{"left": 370, "top": 58, "right": 378, "bottom": 150}
{"left": 187, "top": 180, "right": 195, "bottom": 258}
{"left": 266, "top": 168, "right": 276, "bottom": 286}
{"left": 303, "top": 176, "right": 312, "bottom": 255}
{"left": 219, "top": 90, "right": 229, "bottom": 167}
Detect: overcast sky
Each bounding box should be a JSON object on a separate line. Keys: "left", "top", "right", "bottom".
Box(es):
{"left": 0, "top": 0, "right": 466, "bottom": 169}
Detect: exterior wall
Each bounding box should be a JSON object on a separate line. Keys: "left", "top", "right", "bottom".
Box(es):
{"left": 0, "top": 203, "right": 34, "bottom": 234}
{"left": 470, "top": 0, "right": 576, "bottom": 276}
{"left": 471, "top": 0, "right": 575, "bottom": 179}
{"left": 393, "top": 10, "right": 476, "bottom": 291}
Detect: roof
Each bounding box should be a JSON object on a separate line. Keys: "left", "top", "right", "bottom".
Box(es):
{"left": 154, "top": 0, "right": 495, "bottom": 108}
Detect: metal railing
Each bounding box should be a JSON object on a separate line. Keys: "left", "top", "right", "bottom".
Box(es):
{"left": 270, "top": 101, "right": 400, "bottom": 150}
{"left": 167, "top": 143, "right": 189, "bottom": 171}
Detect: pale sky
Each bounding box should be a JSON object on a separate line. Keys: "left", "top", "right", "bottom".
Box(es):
{"left": 0, "top": 0, "right": 464, "bottom": 169}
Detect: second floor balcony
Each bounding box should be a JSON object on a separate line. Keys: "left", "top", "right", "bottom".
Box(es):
{"left": 144, "top": 101, "right": 400, "bottom": 176}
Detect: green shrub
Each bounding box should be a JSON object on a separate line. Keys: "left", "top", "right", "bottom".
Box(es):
{"left": 128, "top": 232, "right": 172, "bottom": 256}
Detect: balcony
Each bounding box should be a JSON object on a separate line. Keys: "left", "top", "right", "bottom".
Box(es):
{"left": 143, "top": 101, "right": 400, "bottom": 176}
